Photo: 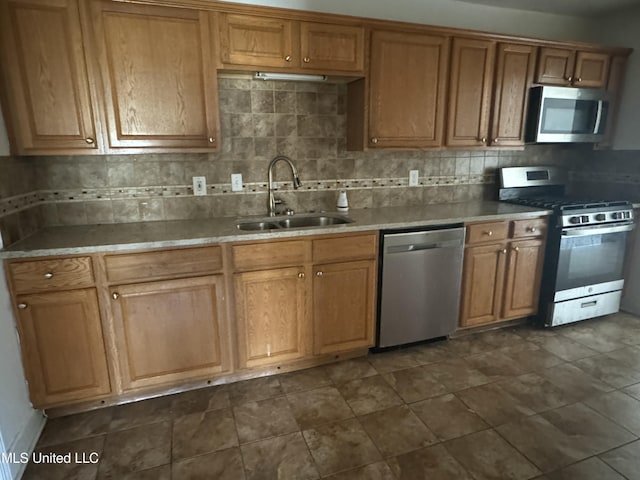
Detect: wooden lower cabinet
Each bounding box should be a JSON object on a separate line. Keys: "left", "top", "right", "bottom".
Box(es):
{"left": 15, "top": 288, "right": 111, "bottom": 408}
{"left": 460, "top": 243, "right": 508, "bottom": 327}
{"left": 234, "top": 267, "right": 308, "bottom": 368}
{"left": 502, "top": 239, "right": 545, "bottom": 319}
{"left": 460, "top": 218, "right": 547, "bottom": 328}
{"left": 313, "top": 260, "right": 376, "bottom": 354}
{"left": 110, "top": 275, "right": 230, "bottom": 391}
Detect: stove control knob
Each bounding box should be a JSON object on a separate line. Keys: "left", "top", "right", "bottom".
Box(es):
{"left": 569, "top": 216, "right": 582, "bottom": 224}
{"left": 595, "top": 214, "right": 606, "bottom": 221}
{"left": 581, "top": 215, "right": 589, "bottom": 223}
{"left": 611, "top": 212, "right": 621, "bottom": 220}
{"left": 625, "top": 211, "right": 631, "bottom": 219}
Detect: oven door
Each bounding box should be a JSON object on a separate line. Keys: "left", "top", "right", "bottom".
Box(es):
{"left": 555, "top": 223, "right": 634, "bottom": 302}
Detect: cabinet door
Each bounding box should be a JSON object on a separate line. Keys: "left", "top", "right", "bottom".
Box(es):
{"left": 300, "top": 22, "right": 364, "bottom": 72}
{"left": 15, "top": 288, "right": 110, "bottom": 408}
{"left": 0, "top": 0, "right": 99, "bottom": 154}
{"left": 220, "top": 13, "right": 295, "bottom": 68}
{"left": 110, "top": 276, "right": 229, "bottom": 391}
{"left": 489, "top": 43, "right": 536, "bottom": 147}
{"left": 93, "top": 2, "right": 219, "bottom": 149}
{"left": 459, "top": 243, "right": 507, "bottom": 327}
{"left": 535, "top": 47, "right": 575, "bottom": 86}
{"left": 446, "top": 37, "right": 495, "bottom": 147}
{"left": 502, "top": 239, "right": 545, "bottom": 319}
{"left": 574, "top": 51, "right": 610, "bottom": 88}
{"left": 234, "top": 267, "right": 308, "bottom": 368}
{"left": 598, "top": 55, "right": 628, "bottom": 148}
{"left": 369, "top": 30, "right": 448, "bottom": 148}
{"left": 313, "top": 260, "right": 376, "bottom": 355}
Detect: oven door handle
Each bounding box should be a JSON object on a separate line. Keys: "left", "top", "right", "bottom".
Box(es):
{"left": 562, "top": 223, "right": 634, "bottom": 236}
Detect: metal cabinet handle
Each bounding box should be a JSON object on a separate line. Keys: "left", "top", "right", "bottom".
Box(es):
{"left": 527, "top": 226, "right": 537, "bottom": 232}
{"left": 484, "top": 231, "right": 493, "bottom": 236}
{"left": 303, "top": 57, "right": 310, "bottom": 63}
{"left": 112, "top": 292, "right": 120, "bottom": 300}
{"left": 298, "top": 272, "right": 305, "bottom": 279}
{"left": 493, "top": 138, "right": 499, "bottom": 143}
{"left": 18, "top": 303, "right": 27, "bottom": 309}
{"left": 85, "top": 137, "right": 94, "bottom": 144}
{"left": 43, "top": 272, "right": 53, "bottom": 279}
{"left": 513, "top": 246, "right": 520, "bottom": 252}
{"left": 370, "top": 137, "right": 379, "bottom": 144}
{"left": 284, "top": 55, "right": 292, "bottom": 62}
{"left": 500, "top": 248, "right": 507, "bottom": 254}
{"left": 567, "top": 76, "right": 573, "bottom": 83}
{"left": 316, "top": 271, "right": 323, "bottom": 277}
{"left": 576, "top": 78, "right": 582, "bottom": 83}
{"left": 208, "top": 137, "right": 215, "bottom": 143}
{"left": 480, "top": 137, "right": 487, "bottom": 143}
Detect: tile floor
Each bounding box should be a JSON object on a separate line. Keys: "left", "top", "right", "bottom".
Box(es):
{"left": 24, "top": 311, "right": 640, "bottom": 479}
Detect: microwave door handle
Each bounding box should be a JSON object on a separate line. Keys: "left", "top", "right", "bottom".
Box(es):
{"left": 593, "top": 100, "right": 604, "bottom": 134}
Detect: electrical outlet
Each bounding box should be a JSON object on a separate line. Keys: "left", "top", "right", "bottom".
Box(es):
{"left": 192, "top": 176, "right": 206, "bottom": 196}
{"left": 231, "top": 173, "right": 243, "bottom": 192}
{"left": 409, "top": 170, "right": 419, "bottom": 187}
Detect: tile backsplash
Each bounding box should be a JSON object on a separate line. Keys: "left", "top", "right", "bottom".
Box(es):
{"left": 1, "top": 76, "right": 636, "bottom": 247}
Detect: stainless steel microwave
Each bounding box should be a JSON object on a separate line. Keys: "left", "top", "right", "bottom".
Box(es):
{"left": 525, "top": 86, "right": 610, "bottom": 143}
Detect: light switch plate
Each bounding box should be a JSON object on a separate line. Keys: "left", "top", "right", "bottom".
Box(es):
{"left": 409, "top": 170, "right": 419, "bottom": 187}
{"left": 192, "top": 176, "right": 206, "bottom": 196}
{"left": 231, "top": 173, "right": 243, "bottom": 192}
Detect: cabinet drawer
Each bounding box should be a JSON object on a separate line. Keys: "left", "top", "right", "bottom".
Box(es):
{"left": 9, "top": 257, "right": 94, "bottom": 293}
{"left": 232, "top": 240, "right": 309, "bottom": 271}
{"left": 466, "top": 222, "right": 509, "bottom": 245}
{"left": 104, "top": 246, "right": 223, "bottom": 284}
{"left": 313, "top": 233, "right": 377, "bottom": 263}
{"left": 511, "top": 218, "right": 547, "bottom": 239}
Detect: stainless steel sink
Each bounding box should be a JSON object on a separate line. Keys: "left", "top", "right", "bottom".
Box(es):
{"left": 237, "top": 213, "right": 353, "bottom": 231}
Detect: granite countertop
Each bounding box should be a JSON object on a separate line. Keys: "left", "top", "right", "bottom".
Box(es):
{"left": 0, "top": 201, "right": 551, "bottom": 259}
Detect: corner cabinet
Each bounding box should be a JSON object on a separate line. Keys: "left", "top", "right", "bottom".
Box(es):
{"left": 104, "top": 246, "right": 230, "bottom": 391}
{"left": 6, "top": 256, "right": 111, "bottom": 409}
{"left": 367, "top": 30, "right": 449, "bottom": 148}
{"left": 91, "top": 1, "right": 220, "bottom": 150}
{"left": 219, "top": 13, "right": 364, "bottom": 73}
{"left": 460, "top": 217, "right": 547, "bottom": 328}
{"left": 0, "top": 0, "right": 100, "bottom": 154}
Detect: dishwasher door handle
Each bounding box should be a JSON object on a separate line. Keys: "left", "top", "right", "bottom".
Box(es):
{"left": 386, "top": 239, "right": 462, "bottom": 254}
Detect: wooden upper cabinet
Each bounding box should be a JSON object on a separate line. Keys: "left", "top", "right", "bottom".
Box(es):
{"left": 0, "top": 0, "right": 99, "bottom": 154}
{"left": 219, "top": 14, "right": 294, "bottom": 68}
{"left": 446, "top": 37, "right": 496, "bottom": 147}
{"left": 598, "top": 55, "right": 628, "bottom": 147}
{"left": 573, "top": 51, "right": 610, "bottom": 88}
{"left": 16, "top": 288, "right": 111, "bottom": 408}
{"left": 300, "top": 22, "right": 364, "bottom": 72}
{"left": 219, "top": 14, "right": 364, "bottom": 73}
{"left": 489, "top": 43, "right": 536, "bottom": 147}
{"left": 536, "top": 47, "right": 610, "bottom": 88}
{"left": 368, "top": 30, "right": 449, "bottom": 148}
{"left": 535, "top": 47, "right": 575, "bottom": 86}
{"left": 92, "top": 1, "right": 219, "bottom": 150}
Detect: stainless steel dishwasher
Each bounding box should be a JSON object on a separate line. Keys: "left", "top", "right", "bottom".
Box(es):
{"left": 377, "top": 225, "right": 465, "bottom": 348}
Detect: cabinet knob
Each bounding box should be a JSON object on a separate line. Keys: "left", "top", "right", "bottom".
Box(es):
{"left": 85, "top": 137, "right": 95, "bottom": 144}
{"left": 576, "top": 78, "right": 582, "bottom": 83}
{"left": 493, "top": 138, "right": 499, "bottom": 143}
{"left": 303, "top": 57, "right": 310, "bottom": 63}
{"left": 513, "top": 246, "right": 520, "bottom": 252}
{"left": 298, "top": 272, "right": 305, "bottom": 279}
{"left": 500, "top": 248, "right": 507, "bottom": 254}
{"left": 208, "top": 137, "right": 215, "bottom": 144}
{"left": 370, "top": 137, "right": 379, "bottom": 144}
{"left": 484, "top": 230, "right": 493, "bottom": 236}
{"left": 284, "top": 55, "right": 292, "bottom": 62}
{"left": 43, "top": 272, "right": 53, "bottom": 279}
{"left": 567, "top": 76, "right": 573, "bottom": 83}
{"left": 527, "top": 226, "right": 537, "bottom": 232}
{"left": 480, "top": 137, "right": 487, "bottom": 143}
{"left": 17, "top": 303, "right": 27, "bottom": 309}
{"left": 112, "top": 292, "right": 120, "bottom": 300}
{"left": 316, "top": 271, "right": 323, "bottom": 277}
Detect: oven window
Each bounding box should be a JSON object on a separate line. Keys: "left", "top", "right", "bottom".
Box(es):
{"left": 541, "top": 98, "right": 598, "bottom": 134}
{"left": 556, "top": 230, "right": 628, "bottom": 292}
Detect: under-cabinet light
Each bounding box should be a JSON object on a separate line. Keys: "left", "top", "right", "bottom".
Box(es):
{"left": 254, "top": 72, "right": 328, "bottom": 82}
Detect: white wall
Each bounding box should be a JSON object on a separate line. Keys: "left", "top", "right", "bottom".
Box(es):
{"left": 595, "top": 6, "right": 640, "bottom": 150}
{"left": 0, "top": 267, "right": 45, "bottom": 480}
{"left": 217, "top": 0, "right": 593, "bottom": 41}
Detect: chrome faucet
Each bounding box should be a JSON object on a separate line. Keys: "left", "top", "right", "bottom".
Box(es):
{"left": 267, "top": 155, "right": 302, "bottom": 216}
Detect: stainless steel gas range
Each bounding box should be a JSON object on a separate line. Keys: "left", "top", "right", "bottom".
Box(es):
{"left": 499, "top": 166, "right": 635, "bottom": 327}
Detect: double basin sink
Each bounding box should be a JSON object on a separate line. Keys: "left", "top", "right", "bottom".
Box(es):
{"left": 237, "top": 213, "right": 353, "bottom": 231}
